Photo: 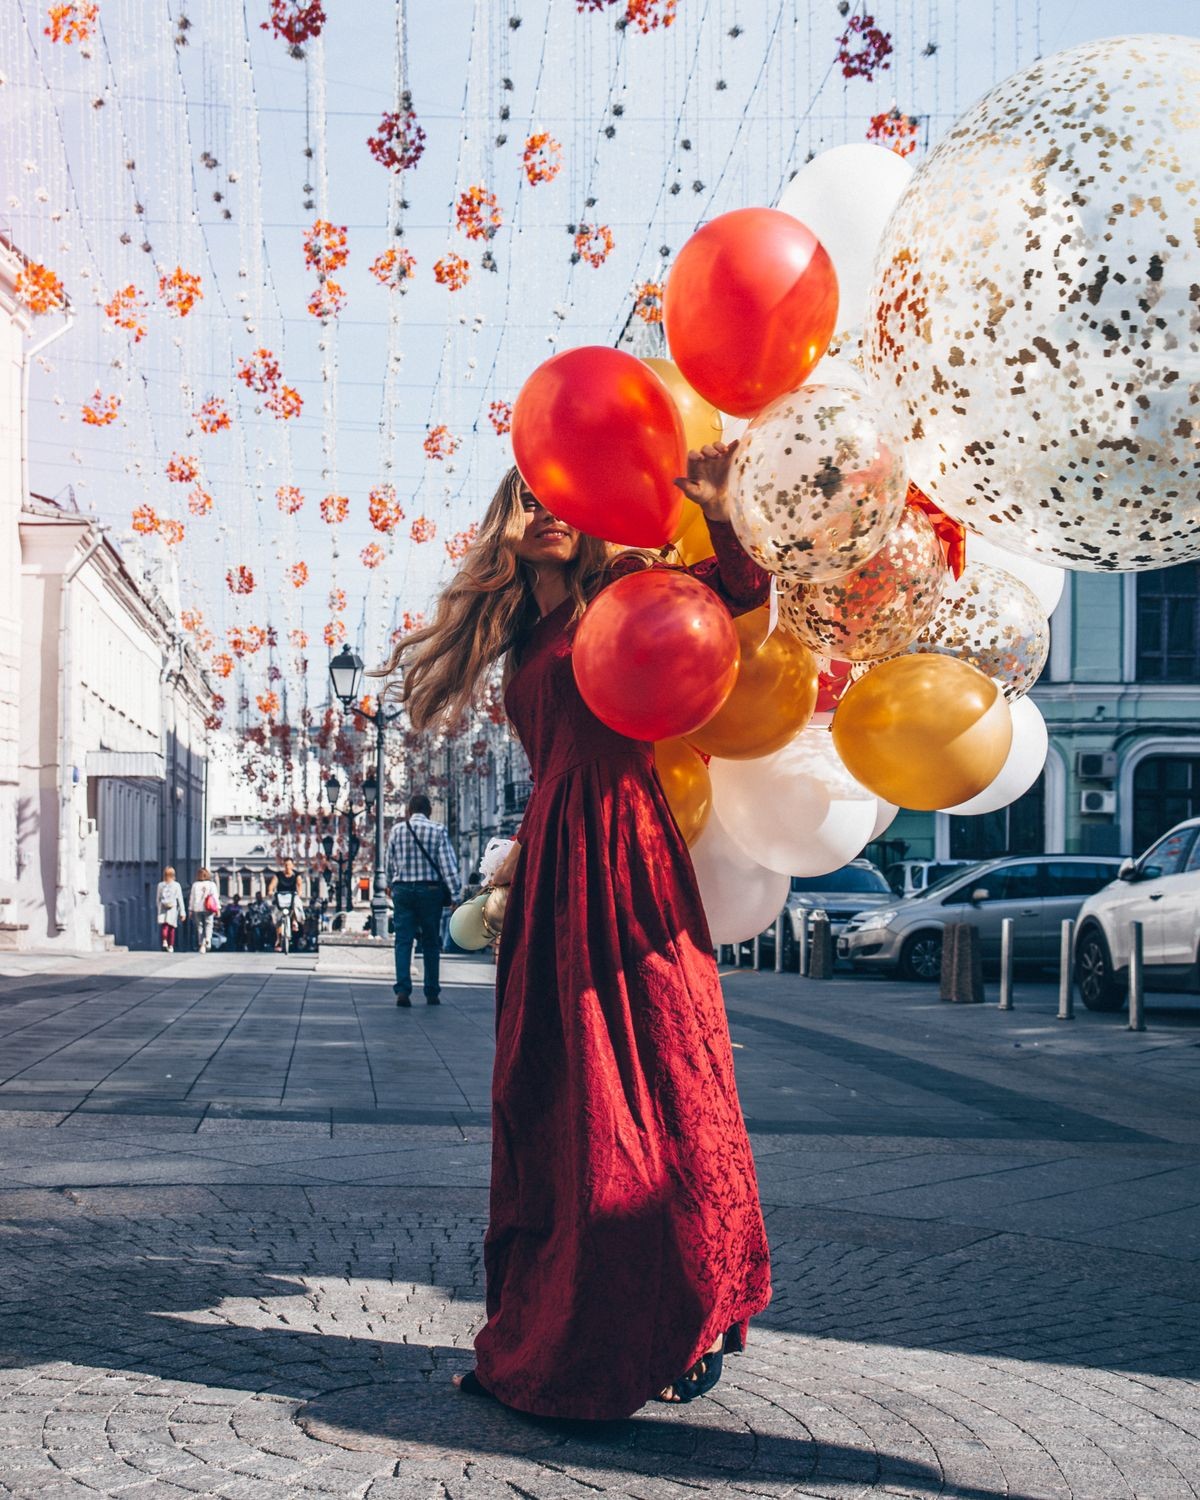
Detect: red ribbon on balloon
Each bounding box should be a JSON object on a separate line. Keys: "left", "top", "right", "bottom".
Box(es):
{"left": 905, "top": 483, "right": 966, "bottom": 580}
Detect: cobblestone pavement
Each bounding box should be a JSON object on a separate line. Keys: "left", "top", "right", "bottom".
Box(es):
{"left": 0, "top": 947, "right": 1198, "bottom": 1498}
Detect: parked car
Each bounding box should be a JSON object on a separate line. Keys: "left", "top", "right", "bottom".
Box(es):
{"left": 839, "top": 855, "right": 1125, "bottom": 982}
{"left": 884, "top": 858, "right": 977, "bottom": 898}
{"left": 756, "top": 860, "right": 894, "bottom": 969}
{"left": 1074, "top": 818, "right": 1200, "bottom": 1011}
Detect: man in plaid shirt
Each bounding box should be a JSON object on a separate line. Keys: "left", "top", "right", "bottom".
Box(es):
{"left": 386, "top": 793, "right": 461, "bottom": 1006}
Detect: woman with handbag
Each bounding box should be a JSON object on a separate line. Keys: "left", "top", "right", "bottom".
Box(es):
{"left": 155, "top": 867, "right": 186, "bottom": 953}
{"left": 188, "top": 867, "right": 220, "bottom": 954}
{"left": 375, "top": 446, "right": 771, "bottom": 1420}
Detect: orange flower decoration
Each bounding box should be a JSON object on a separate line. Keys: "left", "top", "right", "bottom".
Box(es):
{"left": 181, "top": 609, "right": 204, "bottom": 633}
{"left": 866, "top": 107, "right": 919, "bottom": 156}
{"left": 306, "top": 280, "right": 346, "bottom": 320}
{"left": 104, "top": 285, "right": 148, "bottom": 342}
{"left": 159, "top": 519, "right": 185, "bottom": 547}
{"left": 243, "top": 625, "right": 267, "bottom": 653}
{"left": 360, "top": 543, "right": 385, "bottom": 569}
{"left": 211, "top": 653, "right": 234, "bottom": 679}
{"left": 573, "top": 224, "right": 614, "bottom": 268}
{"left": 131, "top": 504, "right": 159, "bottom": 535}
{"left": 410, "top": 516, "right": 437, "bottom": 544}
{"left": 522, "top": 132, "right": 562, "bottom": 186}
{"left": 81, "top": 391, "right": 120, "bottom": 426}
{"left": 423, "top": 424, "right": 459, "bottom": 461}
{"left": 368, "top": 484, "right": 403, "bottom": 534}
{"left": 276, "top": 485, "right": 304, "bottom": 515}
{"left": 487, "top": 400, "right": 512, "bottom": 435}
{"left": 257, "top": 691, "right": 281, "bottom": 717}
{"left": 633, "top": 281, "right": 664, "bottom": 324}
{"left": 328, "top": 587, "right": 347, "bottom": 613}
{"left": 166, "top": 453, "right": 199, "bottom": 485}
{"left": 433, "top": 253, "right": 470, "bottom": 291}
{"left": 196, "top": 629, "right": 215, "bottom": 654}
{"left": 237, "top": 348, "right": 282, "bottom": 393}
{"left": 302, "top": 218, "right": 348, "bottom": 273}
{"left": 44, "top": 3, "right": 99, "bottom": 44}
{"left": 226, "top": 565, "right": 255, "bottom": 595}
{"left": 323, "top": 618, "right": 347, "bottom": 647}
{"left": 15, "top": 261, "right": 65, "bottom": 316}
{"left": 367, "top": 104, "right": 426, "bottom": 173}
{"left": 289, "top": 628, "right": 309, "bottom": 649}
{"left": 625, "top": 0, "right": 676, "bottom": 32}
{"left": 445, "top": 524, "right": 479, "bottom": 563}
{"left": 369, "top": 247, "right": 416, "bottom": 290}
{"left": 187, "top": 487, "right": 213, "bottom": 517}
{"left": 287, "top": 562, "right": 309, "bottom": 588}
{"left": 456, "top": 185, "right": 502, "bottom": 242}
{"left": 320, "top": 493, "right": 349, "bottom": 524}
{"left": 158, "top": 267, "right": 203, "bottom": 317}
{"left": 265, "top": 384, "right": 303, "bottom": 420}
{"left": 195, "top": 397, "right": 231, "bottom": 434}
{"left": 392, "top": 610, "right": 426, "bottom": 642}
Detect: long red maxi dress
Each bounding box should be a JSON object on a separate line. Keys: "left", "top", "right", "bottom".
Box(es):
{"left": 472, "top": 521, "right": 773, "bottom": 1421}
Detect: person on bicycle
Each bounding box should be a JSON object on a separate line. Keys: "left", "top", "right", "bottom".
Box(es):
{"left": 267, "top": 859, "right": 305, "bottom": 953}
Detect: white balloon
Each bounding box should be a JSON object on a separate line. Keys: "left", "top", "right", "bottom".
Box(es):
{"left": 944, "top": 696, "right": 1048, "bottom": 816}
{"left": 777, "top": 144, "right": 914, "bottom": 336}
{"left": 871, "top": 799, "right": 898, "bottom": 840}
{"left": 965, "top": 533, "right": 1065, "bottom": 617}
{"left": 710, "top": 727, "right": 878, "bottom": 877}
{"left": 448, "top": 891, "right": 492, "bottom": 951}
{"left": 689, "top": 809, "right": 790, "bottom": 945}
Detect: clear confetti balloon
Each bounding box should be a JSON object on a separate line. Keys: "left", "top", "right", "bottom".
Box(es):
{"left": 779, "top": 505, "right": 947, "bottom": 661}
{"left": 865, "top": 35, "right": 1200, "bottom": 572}
{"left": 729, "top": 383, "right": 907, "bottom": 583}
{"left": 905, "top": 562, "right": 1049, "bottom": 702}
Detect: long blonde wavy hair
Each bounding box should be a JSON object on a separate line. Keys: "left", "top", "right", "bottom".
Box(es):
{"left": 375, "top": 467, "right": 659, "bottom": 733}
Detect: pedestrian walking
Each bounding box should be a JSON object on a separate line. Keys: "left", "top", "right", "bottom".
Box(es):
{"left": 384, "top": 794, "right": 460, "bottom": 1006}
{"left": 155, "top": 867, "right": 186, "bottom": 952}
{"left": 221, "top": 894, "right": 246, "bottom": 952}
{"left": 188, "top": 867, "right": 220, "bottom": 953}
{"left": 374, "top": 450, "right": 771, "bottom": 1420}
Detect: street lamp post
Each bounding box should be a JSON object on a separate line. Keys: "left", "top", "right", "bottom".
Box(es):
{"left": 321, "top": 775, "right": 361, "bottom": 915}
{"left": 328, "top": 646, "right": 402, "bottom": 942}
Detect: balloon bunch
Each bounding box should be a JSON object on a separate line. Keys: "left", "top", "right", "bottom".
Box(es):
{"left": 507, "top": 26, "right": 1200, "bottom": 939}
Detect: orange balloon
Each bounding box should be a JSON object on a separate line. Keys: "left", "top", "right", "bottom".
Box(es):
{"left": 653, "top": 738, "right": 712, "bottom": 846}
{"left": 642, "top": 357, "right": 724, "bottom": 454}
{"left": 687, "top": 607, "right": 819, "bottom": 759}
{"left": 832, "top": 654, "right": 1012, "bottom": 810}
{"left": 674, "top": 500, "right": 715, "bottom": 564}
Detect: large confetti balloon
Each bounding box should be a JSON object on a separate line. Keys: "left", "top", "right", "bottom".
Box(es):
{"left": 865, "top": 35, "right": 1200, "bottom": 572}
{"left": 779, "top": 505, "right": 947, "bottom": 662}
{"left": 906, "top": 561, "right": 1049, "bottom": 703}
{"left": 729, "top": 383, "right": 908, "bottom": 583}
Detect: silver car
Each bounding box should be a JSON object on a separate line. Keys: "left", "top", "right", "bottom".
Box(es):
{"left": 756, "top": 860, "right": 895, "bottom": 969}
{"left": 838, "top": 855, "right": 1125, "bottom": 982}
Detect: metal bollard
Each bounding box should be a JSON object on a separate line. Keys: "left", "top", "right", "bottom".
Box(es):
{"left": 998, "top": 918, "right": 1014, "bottom": 1010}
{"left": 774, "top": 913, "right": 785, "bottom": 973}
{"left": 753, "top": 932, "right": 763, "bottom": 970}
{"left": 1128, "top": 920, "right": 1146, "bottom": 1032}
{"left": 798, "top": 910, "right": 810, "bottom": 977}
{"left": 807, "top": 913, "right": 834, "bottom": 980}
{"left": 1057, "top": 919, "right": 1075, "bottom": 1021}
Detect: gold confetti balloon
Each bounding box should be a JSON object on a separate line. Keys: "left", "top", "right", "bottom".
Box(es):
{"left": 779, "top": 505, "right": 948, "bottom": 662}
{"left": 865, "top": 35, "right": 1200, "bottom": 572}
{"left": 729, "top": 383, "right": 908, "bottom": 583}
{"left": 903, "top": 562, "right": 1049, "bottom": 703}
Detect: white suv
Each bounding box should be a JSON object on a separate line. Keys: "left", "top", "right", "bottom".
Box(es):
{"left": 1074, "top": 818, "right": 1200, "bottom": 1011}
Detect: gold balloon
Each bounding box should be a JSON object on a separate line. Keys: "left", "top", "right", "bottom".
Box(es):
{"left": 686, "top": 607, "right": 819, "bottom": 760}
{"left": 653, "top": 737, "right": 712, "bottom": 845}
{"left": 482, "top": 884, "right": 509, "bottom": 939}
{"left": 674, "top": 499, "right": 715, "bottom": 564}
{"left": 643, "top": 357, "right": 724, "bottom": 454}
{"left": 831, "top": 654, "right": 1012, "bottom": 811}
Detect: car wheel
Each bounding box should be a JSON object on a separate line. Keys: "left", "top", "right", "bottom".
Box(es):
{"left": 900, "top": 930, "right": 942, "bottom": 983}
{"left": 781, "top": 922, "right": 797, "bottom": 972}
{"left": 1075, "top": 925, "right": 1124, "bottom": 1012}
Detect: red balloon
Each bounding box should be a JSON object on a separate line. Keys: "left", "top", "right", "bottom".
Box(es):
{"left": 512, "top": 346, "right": 686, "bottom": 547}
{"left": 573, "top": 570, "right": 739, "bottom": 742}
{"left": 816, "top": 658, "right": 854, "bottom": 714}
{"left": 663, "top": 207, "right": 839, "bottom": 418}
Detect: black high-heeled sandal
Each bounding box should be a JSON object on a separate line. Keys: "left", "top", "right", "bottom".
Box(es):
{"left": 456, "top": 1370, "right": 496, "bottom": 1400}
{"left": 658, "top": 1329, "right": 731, "bottom": 1404}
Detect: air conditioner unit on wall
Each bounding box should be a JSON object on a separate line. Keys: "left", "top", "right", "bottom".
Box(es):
{"left": 1076, "top": 750, "right": 1118, "bottom": 781}
{"left": 1080, "top": 789, "right": 1116, "bottom": 816}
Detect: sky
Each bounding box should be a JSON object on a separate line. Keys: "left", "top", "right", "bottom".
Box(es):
{"left": 3, "top": 0, "right": 1197, "bottom": 775}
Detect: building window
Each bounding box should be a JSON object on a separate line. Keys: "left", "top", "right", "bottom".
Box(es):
{"left": 949, "top": 774, "right": 1045, "bottom": 861}
{"left": 1135, "top": 564, "right": 1200, "bottom": 682}
{"left": 1132, "top": 755, "right": 1200, "bottom": 853}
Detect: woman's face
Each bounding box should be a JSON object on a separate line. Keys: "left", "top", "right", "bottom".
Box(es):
{"left": 513, "top": 484, "right": 579, "bottom": 566}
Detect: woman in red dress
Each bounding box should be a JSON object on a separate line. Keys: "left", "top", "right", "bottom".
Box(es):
{"left": 382, "top": 444, "right": 771, "bottom": 1420}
